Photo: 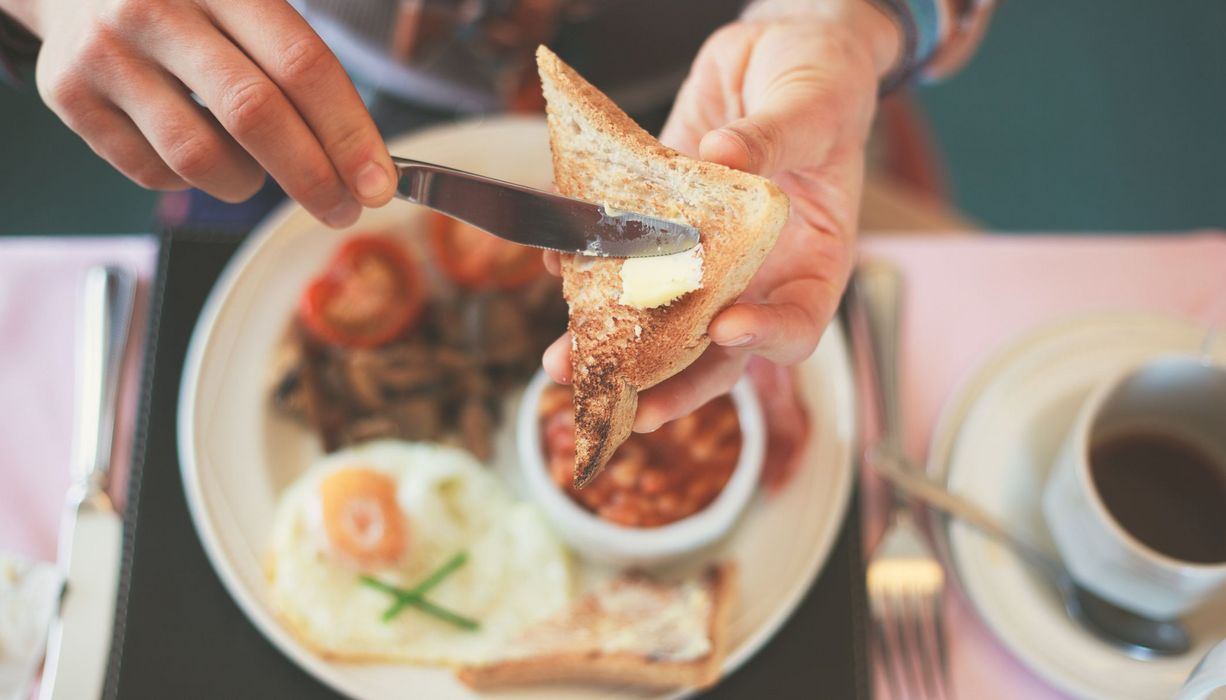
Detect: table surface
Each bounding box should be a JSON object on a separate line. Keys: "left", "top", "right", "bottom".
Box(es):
{"left": 3, "top": 230, "right": 1225, "bottom": 700}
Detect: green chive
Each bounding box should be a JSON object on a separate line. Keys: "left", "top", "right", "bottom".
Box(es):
{"left": 358, "top": 551, "right": 479, "bottom": 630}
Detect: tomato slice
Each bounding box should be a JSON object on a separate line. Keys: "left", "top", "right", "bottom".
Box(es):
{"left": 298, "top": 234, "right": 426, "bottom": 348}
{"left": 429, "top": 213, "right": 545, "bottom": 291}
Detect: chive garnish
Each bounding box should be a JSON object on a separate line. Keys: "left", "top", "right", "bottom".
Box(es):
{"left": 359, "top": 552, "right": 479, "bottom": 630}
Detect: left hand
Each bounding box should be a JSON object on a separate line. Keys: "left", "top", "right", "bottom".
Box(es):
{"left": 544, "top": 0, "right": 900, "bottom": 431}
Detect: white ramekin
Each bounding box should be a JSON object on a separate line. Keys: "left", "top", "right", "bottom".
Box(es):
{"left": 516, "top": 368, "right": 765, "bottom": 568}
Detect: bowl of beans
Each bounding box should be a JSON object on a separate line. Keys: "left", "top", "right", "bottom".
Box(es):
{"left": 516, "top": 369, "right": 765, "bottom": 567}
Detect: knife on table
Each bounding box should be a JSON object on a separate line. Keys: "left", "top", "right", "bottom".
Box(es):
{"left": 40, "top": 266, "right": 137, "bottom": 700}
{"left": 392, "top": 156, "right": 701, "bottom": 258}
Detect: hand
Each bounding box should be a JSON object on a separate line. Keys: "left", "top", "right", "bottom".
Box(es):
{"left": 544, "top": 0, "right": 899, "bottom": 430}
{"left": 15, "top": 0, "right": 396, "bottom": 227}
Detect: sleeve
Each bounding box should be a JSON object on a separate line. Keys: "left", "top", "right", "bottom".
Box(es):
{"left": 0, "top": 11, "right": 40, "bottom": 85}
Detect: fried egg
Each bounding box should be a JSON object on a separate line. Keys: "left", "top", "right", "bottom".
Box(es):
{"left": 266, "top": 440, "right": 573, "bottom": 665}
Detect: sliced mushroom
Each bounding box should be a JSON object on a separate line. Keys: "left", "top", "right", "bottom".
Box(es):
{"left": 344, "top": 350, "right": 387, "bottom": 411}
{"left": 343, "top": 416, "right": 399, "bottom": 443}
{"left": 458, "top": 397, "right": 493, "bottom": 462}
{"left": 392, "top": 397, "right": 442, "bottom": 442}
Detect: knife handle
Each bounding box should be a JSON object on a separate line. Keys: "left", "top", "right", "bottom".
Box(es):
{"left": 72, "top": 266, "right": 137, "bottom": 498}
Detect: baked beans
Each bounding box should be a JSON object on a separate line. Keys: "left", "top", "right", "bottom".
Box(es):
{"left": 538, "top": 384, "right": 742, "bottom": 527}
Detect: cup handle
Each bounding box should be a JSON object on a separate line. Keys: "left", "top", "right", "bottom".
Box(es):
{"left": 1178, "top": 639, "right": 1226, "bottom": 700}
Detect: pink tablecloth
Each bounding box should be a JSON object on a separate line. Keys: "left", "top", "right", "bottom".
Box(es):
{"left": 859, "top": 232, "right": 1226, "bottom": 699}
{"left": 1, "top": 232, "right": 1224, "bottom": 699}
{"left": 0, "top": 236, "right": 157, "bottom": 562}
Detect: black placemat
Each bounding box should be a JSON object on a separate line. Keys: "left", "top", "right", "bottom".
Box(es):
{"left": 105, "top": 229, "right": 869, "bottom": 699}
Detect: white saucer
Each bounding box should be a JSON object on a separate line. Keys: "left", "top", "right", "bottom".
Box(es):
{"left": 926, "top": 313, "right": 1226, "bottom": 700}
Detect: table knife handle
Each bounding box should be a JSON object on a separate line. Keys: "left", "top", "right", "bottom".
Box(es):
{"left": 72, "top": 266, "right": 137, "bottom": 497}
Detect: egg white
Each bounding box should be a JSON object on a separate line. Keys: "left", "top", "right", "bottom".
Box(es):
{"left": 266, "top": 440, "right": 573, "bottom": 665}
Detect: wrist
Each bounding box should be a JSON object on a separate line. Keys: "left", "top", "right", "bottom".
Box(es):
{"left": 743, "top": 0, "right": 903, "bottom": 81}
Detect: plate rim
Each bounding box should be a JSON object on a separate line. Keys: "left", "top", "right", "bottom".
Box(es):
{"left": 924, "top": 311, "right": 1205, "bottom": 700}
{"left": 176, "top": 115, "right": 858, "bottom": 699}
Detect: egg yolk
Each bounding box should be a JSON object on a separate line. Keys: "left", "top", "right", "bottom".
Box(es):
{"left": 318, "top": 467, "right": 408, "bottom": 567}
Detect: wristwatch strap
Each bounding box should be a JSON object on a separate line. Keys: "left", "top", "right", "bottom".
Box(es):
{"left": 870, "top": 0, "right": 996, "bottom": 93}
{"left": 868, "top": 0, "right": 939, "bottom": 94}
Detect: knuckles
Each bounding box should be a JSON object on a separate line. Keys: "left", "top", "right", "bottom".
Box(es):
{"left": 273, "top": 34, "right": 334, "bottom": 90}
{"left": 99, "top": 0, "right": 179, "bottom": 38}
{"left": 162, "top": 130, "right": 223, "bottom": 180}
{"left": 216, "top": 77, "right": 280, "bottom": 140}
{"left": 127, "top": 160, "right": 185, "bottom": 191}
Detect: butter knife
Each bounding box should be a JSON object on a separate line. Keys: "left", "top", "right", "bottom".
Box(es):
{"left": 392, "top": 156, "right": 700, "bottom": 258}
{"left": 40, "top": 266, "right": 136, "bottom": 700}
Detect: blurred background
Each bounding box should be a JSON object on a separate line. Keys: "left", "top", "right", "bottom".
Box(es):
{"left": 1, "top": 0, "right": 1224, "bottom": 236}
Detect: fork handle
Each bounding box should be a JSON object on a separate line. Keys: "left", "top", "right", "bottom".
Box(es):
{"left": 855, "top": 260, "right": 905, "bottom": 457}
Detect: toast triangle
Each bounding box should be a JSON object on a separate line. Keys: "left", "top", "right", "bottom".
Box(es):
{"left": 536, "top": 46, "right": 789, "bottom": 487}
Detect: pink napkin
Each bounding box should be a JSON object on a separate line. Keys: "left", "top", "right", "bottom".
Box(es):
{"left": 0, "top": 236, "right": 157, "bottom": 563}
{"left": 858, "top": 231, "right": 1226, "bottom": 699}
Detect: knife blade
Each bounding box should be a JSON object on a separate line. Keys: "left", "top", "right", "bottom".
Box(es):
{"left": 40, "top": 266, "right": 136, "bottom": 700}
{"left": 392, "top": 156, "right": 701, "bottom": 258}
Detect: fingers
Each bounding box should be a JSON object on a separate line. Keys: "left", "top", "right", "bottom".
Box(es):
{"left": 542, "top": 333, "right": 572, "bottom": 384}
{"left": 63, "top": 100, "right": 188, "bottom": 192}
{"left": 104, "top": 63, "right": 265, "bottom": 202}
{"left": 708, "top": 277, "right": 838, "bottom": 366}
{"left": 634, "top": 347, "right": 748, "bottom": 433}
{"left": 698, "top": 84, "right": 837, "bottom": 178}
{"left": 205, "top": 0, "right": 396, "bottom": 207}
{"left": 145, "top": 30, "right": 361, "bottom": 227}
{"left": 668, "top": 22, "right": 878, "bottom": 179}
{"left": 542, "top": 250, "right": 562, "bottom": 276}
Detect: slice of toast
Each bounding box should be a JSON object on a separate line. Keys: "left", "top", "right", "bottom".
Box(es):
{"left": 536, "top": 46, "right": 789, "bottom": 487}
{"left": 455, "top": 563, "right": 736, "bottom": 690}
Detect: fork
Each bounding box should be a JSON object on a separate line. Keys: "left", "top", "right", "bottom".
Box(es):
{"left": 854, "top": 260, "right": 951, "bottom": 700}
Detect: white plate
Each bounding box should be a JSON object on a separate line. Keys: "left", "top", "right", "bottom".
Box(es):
{"left": 177, "top": 116, "right": 858, "bottom": 700}
{"left": 927, "top": 313, "right": 1226, "bottom": 700}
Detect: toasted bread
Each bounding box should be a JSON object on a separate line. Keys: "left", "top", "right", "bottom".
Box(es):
{"left": 456, "top": 563, "right": 736, "bottom": 690}
{"left": 535, "top": 46, "right": 789, "bottom": 487}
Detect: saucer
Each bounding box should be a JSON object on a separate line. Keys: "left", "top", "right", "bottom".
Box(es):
{"left": 926, "top": 313, "right": 1226, "bottom": 700}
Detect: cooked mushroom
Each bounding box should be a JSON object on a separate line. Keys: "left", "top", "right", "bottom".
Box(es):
{"left": 392, "top": 398, "right": 442, "bottom": 441}
{"left": 458, "top": 397, "right": 493, "bottom": 461}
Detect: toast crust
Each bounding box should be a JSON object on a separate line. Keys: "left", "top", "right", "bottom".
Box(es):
{"left": 536, "top": 46, "right": 789, "bottom": 486}
{"left": 456, "top": 563, "right": 737, "bottom": 690}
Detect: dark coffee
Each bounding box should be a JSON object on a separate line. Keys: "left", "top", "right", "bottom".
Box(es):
{"left": 1090, "top": 431, "right": 1226, "bottom": 564}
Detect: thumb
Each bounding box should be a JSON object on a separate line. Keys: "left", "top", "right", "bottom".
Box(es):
{"left": 698, "top": 82, "right": 841, "bottom": 178}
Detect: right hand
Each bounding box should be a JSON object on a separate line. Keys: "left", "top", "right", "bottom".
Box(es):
{"left": 25, "top": 0, "right": 396, "bottom": 227}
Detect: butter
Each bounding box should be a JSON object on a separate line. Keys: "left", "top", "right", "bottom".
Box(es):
{"left": 618, "top": 244, "right": 704, "bottom": 309}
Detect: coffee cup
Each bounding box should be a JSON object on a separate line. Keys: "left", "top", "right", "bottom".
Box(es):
{"left": 1043, "top": 355, "right": 1226, "bottom": 620}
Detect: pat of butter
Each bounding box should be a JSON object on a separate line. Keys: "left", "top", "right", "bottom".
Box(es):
{"left": 618, "top": 244, "right": 704, "bottom": 309}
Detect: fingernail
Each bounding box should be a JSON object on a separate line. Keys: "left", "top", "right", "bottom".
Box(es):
{"left": 324, "top": 200, "right": 361, "bottom": 228}
{"left": 716, "top": 333, "right": 755, "bottom": 348}
{"left": 354, "top": 162, "right": 391, "bottom": 199}
{"left": 634, "top": 417, "right": 661, "bottom": 433}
